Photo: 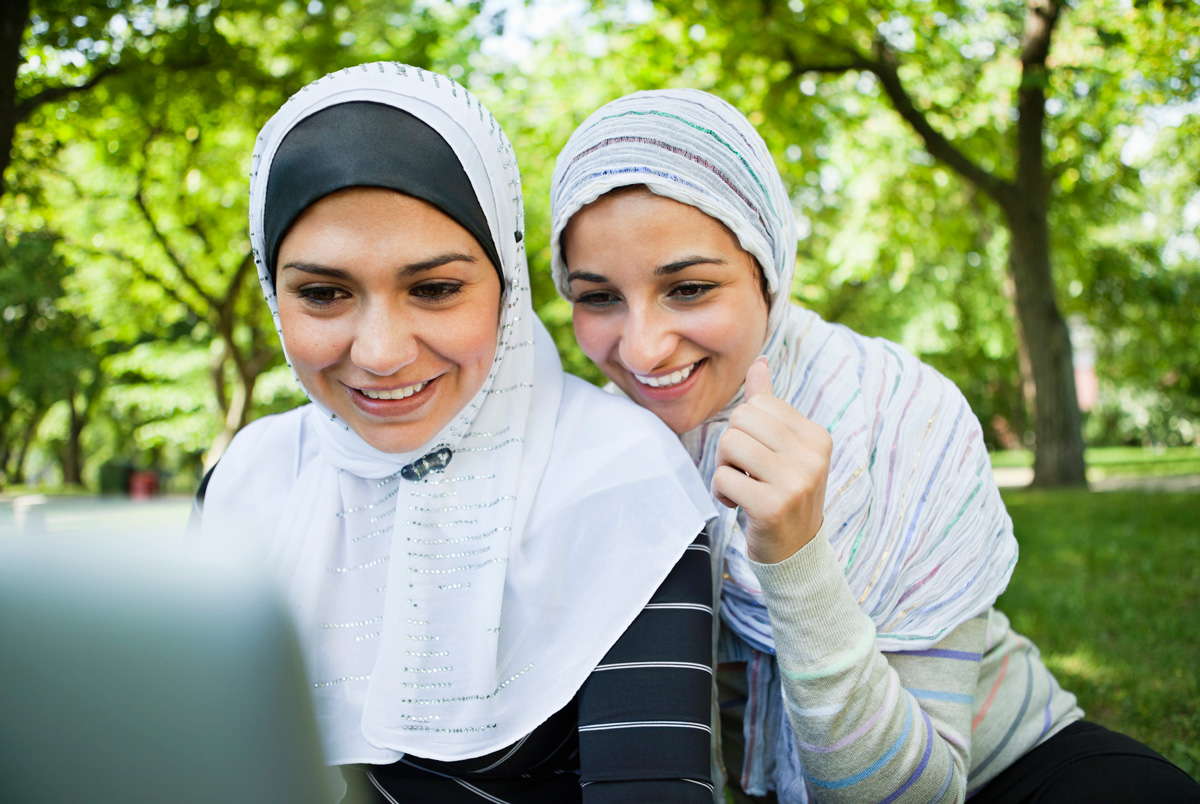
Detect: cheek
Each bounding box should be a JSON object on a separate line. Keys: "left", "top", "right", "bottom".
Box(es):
{"left": 448, "top": 309, "right": 500, "bottom": 381}
{"left": 689, "top": 299, "right": 766, "bottom": 383}
{"left": 278, "top": 306, "right": 344, "bottom": 374}
{"left": 681, "top": 306, "right": 741, "bottom": 354}
{"left": 571, "top": 310, "right": 613, "bottom": 364}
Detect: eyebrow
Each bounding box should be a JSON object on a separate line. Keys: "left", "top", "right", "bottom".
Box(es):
{"left": 567, "top": 256, "right": 728, "bottom": 285}
{"left": 655, "top": 256, "right": 727, "bottom": 276}
{"left": 281, "top": 252, "right": 478, "bottom": 278}
{"left": 566, "top": 270, "right": 607, "bottom": 284}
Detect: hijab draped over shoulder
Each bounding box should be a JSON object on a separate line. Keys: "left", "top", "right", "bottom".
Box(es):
{"left": 202, "top": 66, "right": 714, "bottom": 766}
{"left": 550, "top": 88, "right": 1017, "bottom": 798}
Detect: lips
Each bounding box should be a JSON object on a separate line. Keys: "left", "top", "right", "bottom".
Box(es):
{"left": 346, "top": 376, "right": 438, "bottom": 417}
{"left": 358, "top": 381, "right": 428, "bottom": 400}
{"left": 634, "top": 361, "right": 701, "bottom": 389}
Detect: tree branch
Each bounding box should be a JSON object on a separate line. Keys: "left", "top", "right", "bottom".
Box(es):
{"left": 16, "top": 64, "right": 125, "bottom": 124}
{"left": 786, "top": 59, "right": 874, "bottom": 75}
{"left": 222, "top": 251, "right": 256, "bottom": 315}
{"left": 210, "top": 338, "right": 231, "bottom": 415}
{"left": 79, "top": 244, "right": 204, "bottom": 321}
{"left": 867, "top": 39, "right": 1013, "bottom": 204}
{"left": 778, "top": 28, "right": 874, "bottom": 78}
{"left": 214, "top": 250, "right": 256, "bottom": 349}
{"left": 131, "top": 139, "right": 218, "bottom": 311}
{"left": 780, "top": 33, "right": 1012, "bottom": 204}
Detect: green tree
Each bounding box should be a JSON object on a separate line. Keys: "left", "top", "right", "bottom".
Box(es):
{"left": 0, "top": 231, "right": 102, "bottom": 487}
{"left": 629, "top": 0, "right": 1199, "bottom": 484}
{"left": 1, "top": 0, "right": 227, "bottom": 199}
{"left": 6, "top": 1, "right": 489, "bottom": 477}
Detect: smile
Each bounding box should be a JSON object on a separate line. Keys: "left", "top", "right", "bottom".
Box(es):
{"left": 358, "top": 381, "right": 429, "bottom": 400}
{"left": 634, "top": 362, "right": 700, "bottom": 389}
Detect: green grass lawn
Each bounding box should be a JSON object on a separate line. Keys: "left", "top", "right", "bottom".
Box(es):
{"left": 991, "top": 446, "right": 1200, "bottom": 479}
{"left": 997, "top": 488, "right": 1200, "bottom": 780}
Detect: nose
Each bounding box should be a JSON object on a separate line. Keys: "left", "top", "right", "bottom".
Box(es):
{"left": 617, "top": 301, "right": 679, "bottom": 375}
{"left": 350, "top": 300, "right": 419, "bottom": 377}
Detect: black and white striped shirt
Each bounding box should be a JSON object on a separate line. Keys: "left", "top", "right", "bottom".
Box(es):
{"left": 347, "top": 531, "right": 715, "bottom": 803}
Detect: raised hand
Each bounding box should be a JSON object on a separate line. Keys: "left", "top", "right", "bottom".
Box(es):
{"left": 711, "top": 357, "right": 832, "bottom": 564}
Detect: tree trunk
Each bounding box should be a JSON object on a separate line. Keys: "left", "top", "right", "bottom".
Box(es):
{"left": 9, "top": 408, "right": 43, "bottom": 485}
{"left": 203, "top": 344, "right": 262, "bottom": 472}
{"left": 63, "top": 389, "right": 86, "bottom": 487}
{"left": 0, "top": 0, "right": 29, "bottom": 198}
{"left": 1003, "top": 0, "right": 1086, "bottom": 486}
{"left": 1002, "top": 271, "right": 1037, "bottom": 439}
{"left": 1002, "top": 199, "right": 1087, "bottom": 486}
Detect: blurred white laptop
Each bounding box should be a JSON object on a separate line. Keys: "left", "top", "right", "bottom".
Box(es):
{"left": 0, "top": 537, "right": 359, "bottom": 804}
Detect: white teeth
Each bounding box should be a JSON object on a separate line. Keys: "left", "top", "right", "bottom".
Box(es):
{"left": 361, "top": 382, "right": 428, "bottom": 400}
{"left": 635, "top": 362, "right": 697, "bottom": 389}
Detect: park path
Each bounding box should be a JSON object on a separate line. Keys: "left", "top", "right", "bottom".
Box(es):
{"left": 2, "top": 472, "right": 1197, "bottom": 537}
{"left": 991, "top": 467, "right": 1200, "bottom": 492}
{"left": 0, "top": 494, "right": 192, "bottom": 538}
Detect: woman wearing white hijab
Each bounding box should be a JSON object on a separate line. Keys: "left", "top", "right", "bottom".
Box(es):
{"left": 550, "top": 90, "right": 1200, "bottom": 804}
{"left": 198, "top": 65, "right": 719, "bottom": 801}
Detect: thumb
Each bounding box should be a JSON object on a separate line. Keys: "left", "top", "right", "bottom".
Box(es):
{"left": 744, "top": 356, "right": 773, "bottom": 400}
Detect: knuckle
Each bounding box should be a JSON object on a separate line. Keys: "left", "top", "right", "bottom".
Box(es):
{"left": 729, "top": 405, "right": 749, "bottom": 427}
{"left": 817, "top": 428, "right": 833, "bottom": 457}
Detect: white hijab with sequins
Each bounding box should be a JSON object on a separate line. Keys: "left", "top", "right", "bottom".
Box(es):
{"left": 201, "top": 66, "right": 713, "bottom": 765}
{"left": 550, "top": 89, "right": 1018, "bottom": 798}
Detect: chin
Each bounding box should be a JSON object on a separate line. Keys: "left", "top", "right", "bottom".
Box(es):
{"left": 348, "top": 423, "right": 430, "bottom": 455}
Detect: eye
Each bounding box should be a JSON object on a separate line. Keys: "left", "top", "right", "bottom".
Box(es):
{"left": 574, "top": 289, "right": 620, "bottom": 308}
{"left": 669, "top": 282, "right": 717, "bottom": 300}
{"left": 412, "top": 281, "right": 464, "bottom": 302}
{"left": 298, "top": 285, "right": 349, "bottom": 306}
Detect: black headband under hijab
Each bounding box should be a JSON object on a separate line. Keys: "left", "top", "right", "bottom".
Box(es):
{"left": 263, "top": 101, "right": 502, "bottom": 283}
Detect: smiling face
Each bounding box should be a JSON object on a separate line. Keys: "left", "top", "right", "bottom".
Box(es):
{"left": 563, "top": 187, "right": 770, "bottom": 435}
{"left": 275, "top": 187, "right": 502, "bottom": 454}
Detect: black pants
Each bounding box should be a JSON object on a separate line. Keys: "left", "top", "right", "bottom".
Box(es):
{"left": 970, "top": 720, "right": 1200, "bottom": 804}
{"left": 720, "top": 704, "right": 1199, "bottom": 803}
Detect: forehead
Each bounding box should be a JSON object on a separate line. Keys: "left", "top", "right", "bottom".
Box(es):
{"left": 570, "top": 189, "right": 741, "bottom": 249}
{"left": 289, "top": 187, "right": 459, "bottom": 232}
{"left": 276, "top": 189, "right": 504, "bottom": 290}
{"left": 564, "top": 190, "right": 748, "bottom": 274}
{"left": 279, "top": 189, "right": 485, "bottom": 259}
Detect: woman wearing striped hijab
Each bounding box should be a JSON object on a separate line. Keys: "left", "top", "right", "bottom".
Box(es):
{"left": 550, "top": 89, "right": 1199, "bottom": 804}
{"left": 199, "top": 66, "right": 720, "bottom": 801}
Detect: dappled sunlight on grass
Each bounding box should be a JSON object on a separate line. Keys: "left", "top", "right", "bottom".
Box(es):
{"left": 997, "top": 489, "right": 1200, "bottom": 781}
{"left": 1043, "top": 648, "right": 1113, "bottom": 687}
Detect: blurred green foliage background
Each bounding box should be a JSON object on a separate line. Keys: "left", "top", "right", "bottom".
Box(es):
{"left": 1, "top": 0, "right": 1198, "bottom": 491}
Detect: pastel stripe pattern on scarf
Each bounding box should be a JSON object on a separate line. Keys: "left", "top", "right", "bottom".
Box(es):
{"left": 550, "top": 89, "right": 1020, "bottom": 798}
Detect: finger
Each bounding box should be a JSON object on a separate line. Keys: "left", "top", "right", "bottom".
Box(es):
{"left": 713, "top": 489, "right": 738, "bottom": 509}
{"left": 744, "top": 356, "right": 773, "bottom": 400}
{"left": 711, "top": 463, "right": 765, "bottom": 513}
{"left": 729, "top": 400, "right": 832, "bottom": 469}
{"left": 745, "top": 392, "right": 831, "bottom": 445}
{"left": 727, "top": 403, "right": 795, "bottom": 459}
{"left": 715, "top": 426, "right": 777, "bottom": 482}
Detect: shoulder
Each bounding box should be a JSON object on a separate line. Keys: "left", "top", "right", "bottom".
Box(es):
{"left": 557, "top": 375, "right": 691, "bottom": 458}
{"left": 559, "top": 374, "right": 667, "bottom": 429}
{"left": 828, "top": 318, "right": 976, "bottom": 425}
{"left": 547, "top": 375, "right": 711, "bottom": 507}
{"left": 207, "top": 406, "right": 314, "bottom": 501}
{"left": 786, "top": 307, "right": 977, "bottom": 437}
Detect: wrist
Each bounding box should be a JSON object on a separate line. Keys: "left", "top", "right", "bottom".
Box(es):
{"left": 747, "top": 516, "right": 824, "bottom": 565}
